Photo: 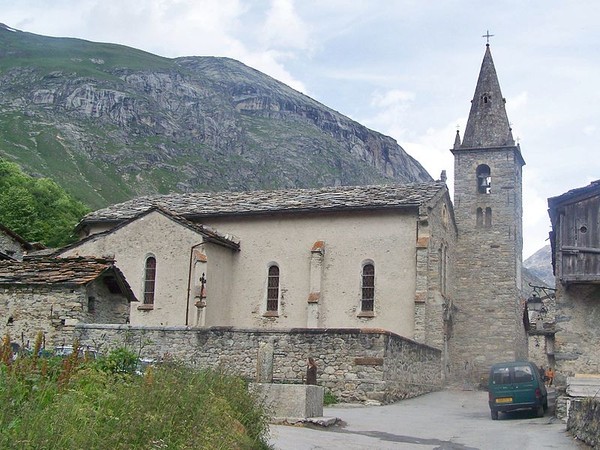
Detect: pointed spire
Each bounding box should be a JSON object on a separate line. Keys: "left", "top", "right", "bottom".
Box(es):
{"left": 453, "top": 129, "right": 461, "bottom": 149}
{"left": 461, "top": 45, "right": 515, "bottom": 149}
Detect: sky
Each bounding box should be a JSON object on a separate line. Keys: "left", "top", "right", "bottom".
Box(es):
{"left": 2, "top": 0, "right": 599, "bottom": 258}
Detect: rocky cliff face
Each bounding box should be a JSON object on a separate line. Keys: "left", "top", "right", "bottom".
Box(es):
{"left": 523, "top": 245, "right": 554, "bottom": 288}
{"left": 0, "top": 25, "right": 431, "bottom": 209}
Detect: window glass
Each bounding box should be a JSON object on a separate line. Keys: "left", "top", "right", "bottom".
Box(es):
{"left": 267, "top": 265, "right": 279, "bottom": 311}
{"left": 361, "top": 264, "right": 375, "bottom": 311}
{"left": 144, "top": 257, "right": 156, "bottom": 304}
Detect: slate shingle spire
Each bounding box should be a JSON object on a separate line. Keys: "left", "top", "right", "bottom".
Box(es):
{"left": 460, "top": 44, "right": 515, "bottom": 149}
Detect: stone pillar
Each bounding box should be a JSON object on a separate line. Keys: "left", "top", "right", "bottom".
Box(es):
{"left": 307, "top": 241, "right": 325, "bottom": 328}
{"left": 256, "top": 341, "right": 274, "bottom": 383}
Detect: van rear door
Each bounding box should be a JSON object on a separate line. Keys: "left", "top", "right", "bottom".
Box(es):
{"left": 490, "top": 364, "right": 537, "bottom": 406}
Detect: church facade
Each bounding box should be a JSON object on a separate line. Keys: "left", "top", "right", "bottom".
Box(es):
{"left": 59, "top": 183, "right": 456, "bottom": 352}
{"left": 24, "top": 43, "right": 526, "bottom": 387}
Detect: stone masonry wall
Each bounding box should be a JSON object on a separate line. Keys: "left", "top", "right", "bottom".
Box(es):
{"left": 555, "top": 283, "right": 600, "bottom": 386}
{"left": 450, "top": 148, "right": 526, "bottom": 385}
{"left": 0, "top": 282, "right": 130, "bottom": 350}
{"left": 1, "top": 285, "right": 86, "bottom": 348}
{"left": 74, "top": 325, "right": 442, "bottom": 403}
{"left": 566, "top": 398, "right": 600, "bottom": 448}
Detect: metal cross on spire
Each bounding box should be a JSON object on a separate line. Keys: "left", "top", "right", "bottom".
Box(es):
{"left": 482, "top": 30, "right": 494, "bottom": 44}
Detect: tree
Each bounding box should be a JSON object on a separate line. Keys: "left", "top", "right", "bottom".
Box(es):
{"left": 0, "top": 159, "right": 89, "bottom": 247}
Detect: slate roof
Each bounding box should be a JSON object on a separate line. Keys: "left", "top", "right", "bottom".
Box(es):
{"left": 81, "top": 183, "right": 447, "bottom": 225}
{"left": 0, "top": 257, "right": 137, "bottom": 301}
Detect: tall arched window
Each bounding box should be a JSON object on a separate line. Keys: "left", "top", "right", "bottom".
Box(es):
{"left": 143, "top": 256, "right": 157, "bottom": 305}
{"left": 266, "top": 265, "right": 280, "bottom": 312}
{"left": 361, "top": 263, "right": 375, "bottom": 312}
{"left": 476, "top": 164, "right": 491, "bottom": 194}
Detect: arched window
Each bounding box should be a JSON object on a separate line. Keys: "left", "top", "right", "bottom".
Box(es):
{"left": 361, "top": 264, "right": 375, "bottom": 312}
{"left": 266, "top": 265, "right": 280, "bottom": 312}
{"left": 143, "top": 256, "right": 157, "bottom": 305}
{"left": 476, "top": 164, "right": 491, "bottom": 194}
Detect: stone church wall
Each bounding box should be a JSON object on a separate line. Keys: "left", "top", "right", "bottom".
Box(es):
{"left": 74, "top": 324, "right": 442, "bottom": 403}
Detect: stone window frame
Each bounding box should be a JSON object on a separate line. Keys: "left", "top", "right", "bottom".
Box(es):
{"left": 264, "top": 263, "right": 280, "bottom": 317}
{"left": 358, "top": 260, "right": 375, "bottom": 317}
{"left": 139, "top": 254, "right": 157, "bottom": 310}
{"left": 476, "top": 164, "right": 492, "bottom": 194}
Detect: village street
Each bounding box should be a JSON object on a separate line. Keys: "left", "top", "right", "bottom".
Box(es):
{"left": 268, "top": 389, "right": 589, "bottom": 449}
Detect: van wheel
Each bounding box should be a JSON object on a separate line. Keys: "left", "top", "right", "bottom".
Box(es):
{"left": 536, "top": 405, "right": 544, "bottom": 417}
{"left": 491, "top": 409, "right": 498, "bottom": 420}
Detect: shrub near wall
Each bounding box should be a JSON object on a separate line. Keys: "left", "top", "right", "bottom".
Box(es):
{"left": 567, "top": 398, "right": 600, "bottom": 448}
{"left": 74, "top": 325, "right": 442, "bottom": 403}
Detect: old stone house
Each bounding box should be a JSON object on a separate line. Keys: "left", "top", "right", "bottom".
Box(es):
{"left": 548, "top": 180, "right": 600, "bottom": 385}
{"left": 0, "top": 257, "right": 136, "bottom": 349}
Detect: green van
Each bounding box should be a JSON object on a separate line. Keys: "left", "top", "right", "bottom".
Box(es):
{"left": 488, "top": 361, "right": 548, "bottom": 420}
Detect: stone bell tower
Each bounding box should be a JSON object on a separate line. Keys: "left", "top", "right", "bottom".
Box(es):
{"left": 449, "top": 43, "right": 527, "bottom": 384}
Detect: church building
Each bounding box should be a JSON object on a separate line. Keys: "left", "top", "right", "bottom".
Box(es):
{"left": 45, "top": 43, "right": 526, "bottom": 386}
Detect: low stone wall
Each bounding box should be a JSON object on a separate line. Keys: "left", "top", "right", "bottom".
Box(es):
{"left": 567, "top": 398, "right": 600, "bottom": 447}
{"left": 74, "top": 325, "right": 442, "bottom": 403}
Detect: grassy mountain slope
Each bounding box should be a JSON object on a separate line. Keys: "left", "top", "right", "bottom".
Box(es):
{"left": 0, "top": 24, "right": 431, "bottom": 210}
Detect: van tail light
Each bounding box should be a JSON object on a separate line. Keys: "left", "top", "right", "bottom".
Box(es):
{"left": 535, "top": 388, "right": 542, "bottom": 398}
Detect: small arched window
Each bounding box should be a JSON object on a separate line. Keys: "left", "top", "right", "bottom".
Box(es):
{"left": 361, "top": 264, "right": 375, "bottom": 312}
{"left": 266, "top": 265, "right": 280, "bottom": 312}
{"left": 476, "top": 164, "right": 491, "bottom": 194}
{"left": 143, "top": 256, "right": 157, "bottom": 305}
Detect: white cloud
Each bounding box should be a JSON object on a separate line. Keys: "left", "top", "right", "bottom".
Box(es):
{"left": 261, "top": 0, "right": 312, "bottom": 51}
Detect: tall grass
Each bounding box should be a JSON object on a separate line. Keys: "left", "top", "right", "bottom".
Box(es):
{"left": 0, "top": 337, "right": 271, "bottom": 449}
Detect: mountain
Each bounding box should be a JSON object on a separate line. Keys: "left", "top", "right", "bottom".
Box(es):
{"left": 0, "top": 24, "right": 431, "bottom": 209}
{"left": 523, "top": 245, "right": 554, "bottom": 288}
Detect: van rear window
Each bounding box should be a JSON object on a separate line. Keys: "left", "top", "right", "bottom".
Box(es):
{"left": 513, "top": 365, "right": 534, "bottom": 383}
{"left": 492, "top": 367, "right": 511, "bottom": 384}
{"left": 491, "top": 365, "right": 534, "bottom": 384}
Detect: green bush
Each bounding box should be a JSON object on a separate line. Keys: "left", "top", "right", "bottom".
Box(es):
{"left": 324, "top": 389, "right": 338, "bottom": 406}
{"left": 0, "top": 341, "right": 271, "bottom": 449}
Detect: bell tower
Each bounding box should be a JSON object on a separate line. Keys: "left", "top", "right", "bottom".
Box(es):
{"left": 449, "top": 43, "right": 527, "bottom": 383}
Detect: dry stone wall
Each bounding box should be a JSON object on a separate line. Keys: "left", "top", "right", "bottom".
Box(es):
{"left": 567, "top": 398, "right": 600, "bottom": 448}
{"left": 74, "top": 325, "right": 442, "bottom": 403}
{"left": 555, "top": 284, "right": 600, "bottom": 385}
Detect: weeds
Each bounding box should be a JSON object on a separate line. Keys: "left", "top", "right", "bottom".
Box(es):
{"left": 0, "top": 336, "right": 271, "bottom": 449}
